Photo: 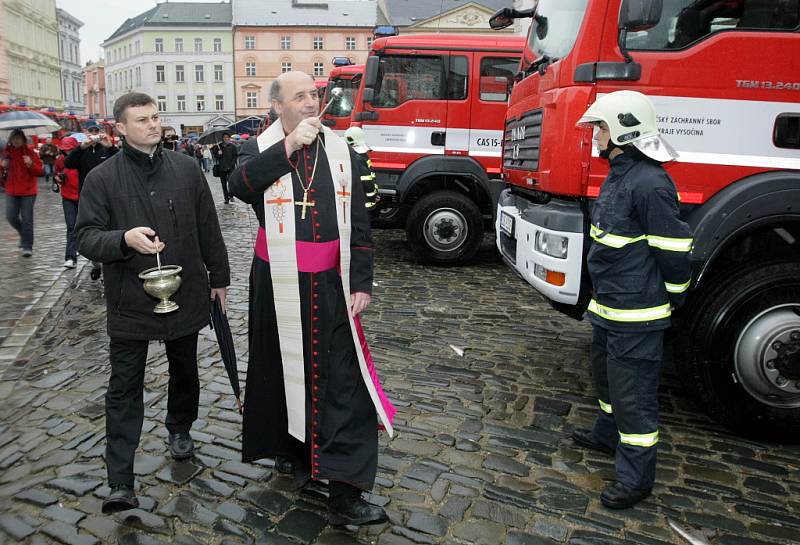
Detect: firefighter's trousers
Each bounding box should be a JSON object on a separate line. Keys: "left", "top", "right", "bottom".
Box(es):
{"left": 590, "top": 326, "right": 663, "bottom": 491}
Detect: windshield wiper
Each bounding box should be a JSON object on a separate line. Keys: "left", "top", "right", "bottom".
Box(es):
{"left": 526, "top": 54, "right": 557, "bottom": 76}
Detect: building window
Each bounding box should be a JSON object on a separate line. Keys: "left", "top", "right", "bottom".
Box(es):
{"left": 244, "top": 36, "right": 255, "bottom": 49}
{"left": 214, "top": 64, "right": 223, "bottom": 82}
{"left": 155, "top": 38, "right": 163, "bottom": 53}
{"left": 157, "top": 96, "right": 167, "bottom": 112}
{"left": 194, "top": 38, "right": 203, "bottom": 52}
{"left": 281, "top": 61, "right": 292, "bottom": 73}
{"left": 155, "top": 65, "right": 165, "bottom": 83}
{"left": 280, "top": 36, "right": 291, "bottom": 50}
{"left": 175, "top": 65, "right": 185, "bottom": 83}
{"left": 367, "top": 36, "right": 374, "bottom": 50}
{"left": 128, "top": 44, "right": 132, "bottom": 57}
{"left": 175, "top": 38, "right": 183, "bottom": 52}
{"left": 135, "top": 66, "right": 141, "bottom": 86}
{"left": 345, "top": 36, "right": 356, "bottom": 50}
{"left": 195, "top": 64, "right": 204, "bottom": 82}
{"left": 313, "top": 62, "right": 324, "bottom": 77}
{"left": 245, "top": 61, "right": 256, "bottom": 77}
{"left": 135, "top": 41, "right": 140, "bottom": 55}
{"left": 214, "top": 38, "right": 222, "bottom": 52}
{"left": 313, "top": 36, "right": 324, "bottom": 50}
{"left": 215, "top": 95, "right": 224, "bottom": 110}
{"left": 177, "top": 95, "right": 186, "bottom": 111}
{"left": 197, "top": 95, "right": 205, "bottom": 111}
{"left": 246, "top": 91, "right": 257, "bottom": 108}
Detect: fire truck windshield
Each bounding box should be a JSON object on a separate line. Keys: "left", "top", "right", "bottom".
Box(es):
{"left": 526, "top": 0, "right": 588, "bottom": 63}
{"left": 327, "top": 75, "right": 360, "bottom": 118}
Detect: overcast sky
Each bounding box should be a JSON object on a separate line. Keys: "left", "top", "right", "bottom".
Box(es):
{"left": 55, "top": 0, "right": 228, "bottom": 66}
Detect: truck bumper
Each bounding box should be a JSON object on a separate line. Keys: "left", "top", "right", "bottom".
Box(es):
{"left": 496, "top": 189, "right": 585, "bottom": 305}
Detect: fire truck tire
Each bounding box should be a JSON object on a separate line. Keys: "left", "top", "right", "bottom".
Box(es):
{"left": 675, "top": 261, "right": 800, "bottom": 441}
{"left": 406, "top": 191, "right": 483, "bottom": 265}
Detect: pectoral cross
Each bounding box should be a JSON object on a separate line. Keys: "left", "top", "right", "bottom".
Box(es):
{"left": 295, "top": 190, "right": 315, "bottom": 220}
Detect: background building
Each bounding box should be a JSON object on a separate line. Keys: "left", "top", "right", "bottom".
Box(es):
{"left": 103, "top": 2, "right": 235, "bottom": 136}
{"left": 57, "top": 8, "right": 85, "bottom": 114}
{"left": 232, "top": 0, "right": 382, "bottom": 121}
{"left": 83, "top": 60, "right": 107, "bottom": 117}
{"left": 0, "top": 4, "right": 10, "bottom": 104}
{"left": 1, "top": 0, "right": 62, "bottom": 108}
{"left": 380, "top": 0, "right": 514, "bottom": 34}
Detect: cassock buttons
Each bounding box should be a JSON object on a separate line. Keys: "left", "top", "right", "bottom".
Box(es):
{"left": 313, "top": 304, "right": 319, "bottom": 310}
{"left": 313, "top": 374, "right": 319, "bottom": 380}
{"left": 313, "top": 281, "right": 319, "bottom": 287}
{"left": 313, "top": 339, "right": 318, "bottom": 345}
{"left": 313, "top": 351, "right": 318, "bottom": 356}
{"left": 315, "top": 234, "right": 321, "bottom": 240}
{"left": 313, "top": 328, "right": 319, "bottom": 334}
{"left": 313, "top": 316, "right": 319, "bottom": 322}
{"left": 313, "top": 292, "right": 319, "bottom": 298}
{"left": 313, "top": 364, "right": 319, "bottom": 369}
{"left": 315, "top": 223, "right": 321, "bottom": 228}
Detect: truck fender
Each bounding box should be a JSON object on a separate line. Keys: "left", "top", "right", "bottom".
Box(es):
{"left": 686, "top": 171, "right": 800, "bottom": 284}
{"left": 397, "top": 155, "right": 493, "bottom": 204}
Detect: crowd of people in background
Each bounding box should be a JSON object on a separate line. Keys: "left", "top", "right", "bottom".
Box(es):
{"left": 0, "top": 121, "right": 249, "bottom": 268}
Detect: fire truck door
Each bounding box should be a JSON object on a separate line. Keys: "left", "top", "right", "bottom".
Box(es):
{"left": 444, "top": 53, "right": 473, "bottom": 156}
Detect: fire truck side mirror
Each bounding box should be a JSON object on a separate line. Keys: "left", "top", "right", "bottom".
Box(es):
{"left": 619, "top": 0, "right": 662, "bottom": 32}
{"left": 364, "top": 56, "right": 380, "bottom": 90}
{"left": 489, "top": 7, "right": 534, "bottom": 30}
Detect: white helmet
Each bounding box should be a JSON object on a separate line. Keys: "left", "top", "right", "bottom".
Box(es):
{"left": 344, "top": 126, "right": 370, "bottom": 154}
{"left": 576, "top": 90, "right": 678, "bottom": 162}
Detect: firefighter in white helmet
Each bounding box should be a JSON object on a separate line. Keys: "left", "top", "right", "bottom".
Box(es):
{"left": 344, "top": 127, "right": 379, "bottom": 211}
{"left": 571, "top": 90, "right": 693, "bottom": 509}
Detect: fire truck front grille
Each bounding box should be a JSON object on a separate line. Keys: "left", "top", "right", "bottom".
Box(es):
{"left": 503, "top": 108, "right": 542, "bottom": 172}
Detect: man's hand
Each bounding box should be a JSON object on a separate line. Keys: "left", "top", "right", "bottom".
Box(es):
{"left": 80, "top": 140, "right": 93, "bottom": 149}
{"left": 124, "top": 227, "right": 165, "bottom": 254}
{"left": 99, "top": 134, "right": 112, "bottom": 148}
{"left": 285, "top": 117, "right": 322, "bottom": 156}
{"left": 350, "top": 292, "right": 371, "bottom": 316}
{"left": 211, "top": 287, "right": 228, "bottom": 314}
{"left": 22, "top": 155, "right": 32, "bottom": 167}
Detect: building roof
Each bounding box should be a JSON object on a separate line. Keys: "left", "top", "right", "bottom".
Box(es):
{"left": 382, "top": 0, "right": 507, "bottom": 27}
{"left": 233, "top": 0, "right": 379, "bottom": 27}
{"left": 105, "top": 2, "right": 233, "bottom": 43}
{"left": 56, "top": 8, "right": 85, "bottom": 28}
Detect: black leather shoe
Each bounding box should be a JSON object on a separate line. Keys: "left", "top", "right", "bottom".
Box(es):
{"left": 275, "top": 455, "right": 293, "bottom": 475}
{"left": 328, "top": 495, "right": 388, "bottom": 526}
{"left": 101, "top": 484, "right": 138, "bottom": 514}
{"left": 169, "top": 432, "right": 194, "bottom": 460}
{"left": 600, "top": 481, "right": 651, "bottom": 509}
{"left": 90, "top": 266, "right": 102, "bottom": 280}
{"left": 571, "top": 428, "right": 615, "bottom": 455}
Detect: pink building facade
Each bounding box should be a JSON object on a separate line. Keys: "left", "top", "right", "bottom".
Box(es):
{"left": 83, "top": 61, "right": 108, "bottom": 117}
{"left": 233, "top": 27, "right": 373, "bottom": 119}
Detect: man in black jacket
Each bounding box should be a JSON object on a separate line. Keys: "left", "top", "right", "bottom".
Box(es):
{"left": 66, "top": 119, "right": 118, "bottom": 279}
{"left": 216, "top": 132, "right": 238, "bottom": 204}
{"left": 76, "top": 92, "right": 230, "bottom": 514}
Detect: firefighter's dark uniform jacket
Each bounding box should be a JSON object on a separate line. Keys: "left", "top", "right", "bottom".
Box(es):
{"left": 354, "top": 150, "right": 378, "bottom": 210}
{"left": 587, "top": 150, "right": 693, "bottom": 331}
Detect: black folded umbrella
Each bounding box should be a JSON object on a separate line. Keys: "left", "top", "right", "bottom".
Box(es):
{"left": 210, "top": 297, "right": 242, "bottom": 413}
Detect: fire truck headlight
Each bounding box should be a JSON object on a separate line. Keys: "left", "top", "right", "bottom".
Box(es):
{"left": 535, "top": 232, "right": 569, "bottom": 259}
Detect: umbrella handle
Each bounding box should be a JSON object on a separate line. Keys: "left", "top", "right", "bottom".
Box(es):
{"left": 235, "top": 397, "right": 243, "bottom": 414}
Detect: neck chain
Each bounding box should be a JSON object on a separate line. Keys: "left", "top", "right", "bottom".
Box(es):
{"left": 292, "top": 138, "right": 320, "bottom": 191}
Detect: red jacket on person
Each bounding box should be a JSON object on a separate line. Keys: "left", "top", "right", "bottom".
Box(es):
{"left": 1, "top": 144, "right": 43, "bottom": 196}
{"left": 54, "top": 154, "right": 79, "bottom": 201}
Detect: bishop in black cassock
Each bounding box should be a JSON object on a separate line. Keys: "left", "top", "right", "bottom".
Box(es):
{"left": 228, "top": 72, "right": 394, "bottom": 526}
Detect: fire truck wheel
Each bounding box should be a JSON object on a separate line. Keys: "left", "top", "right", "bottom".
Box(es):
{"left": 406, "top": 191, "right": 483, "bottom": 265}
{"left": 675, "top": 261, "right": 800, "bottom": 441}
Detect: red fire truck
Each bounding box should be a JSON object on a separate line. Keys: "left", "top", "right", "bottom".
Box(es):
{"left": 322, "top": 62, "right": 363, "bottom": 134}
{"left": 491, "top": 0, "right": 800, "bottom": 438}
{"left": 353, "top": 34, "right": 524, "bottom": 263}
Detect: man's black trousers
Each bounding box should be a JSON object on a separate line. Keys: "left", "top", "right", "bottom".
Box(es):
{"left": 589, "top": 326, "right": 663, "bottom": 491}
{"left": 106, "top": 332, "right": 200, "bottom": 487}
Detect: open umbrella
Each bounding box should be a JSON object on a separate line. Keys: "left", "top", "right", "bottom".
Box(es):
{"left": 197, "top": 126, "right": 231, "bottom": 146}
{"left": 210, "top": 297, "right": 242, "bottom": 413}
{"left": 0, "top": 111, "right": 60, "bottom": 135}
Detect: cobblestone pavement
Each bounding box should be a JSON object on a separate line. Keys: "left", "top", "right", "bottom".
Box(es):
{"left": 0, "top": 174, "right": 799, "bottom": 545}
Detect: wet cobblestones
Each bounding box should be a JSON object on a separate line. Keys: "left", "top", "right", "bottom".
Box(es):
{"left": 0, "top": 175, "right": 799, "bottom": 544}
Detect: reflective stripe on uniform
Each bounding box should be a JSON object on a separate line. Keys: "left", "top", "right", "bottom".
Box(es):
{"left": 619, "top": 430, "right": 659, "bottom": 447}
{"left": 664, "top": 280, "right": 690, "bottom": 294}
{"left": 590, "top": 225, "right": 646, "bottom": 249}
{"left": 591, "top": 226, "right": 693, "bottom": 253}
{"left": 598, "top": 399, "right": 613, "bottom": 414}
{"left": 360, "top": 173, "right": 376, "bottom": 181}
{"left": 647, "top": 235, "right": 693, "bottom": 252}
{"left": 588, "top": 299, "right": 671, "bottom": 322}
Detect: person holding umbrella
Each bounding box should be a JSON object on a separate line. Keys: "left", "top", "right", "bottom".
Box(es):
{"left": 1, "top": 129, "right": 43, "bottom": 257}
